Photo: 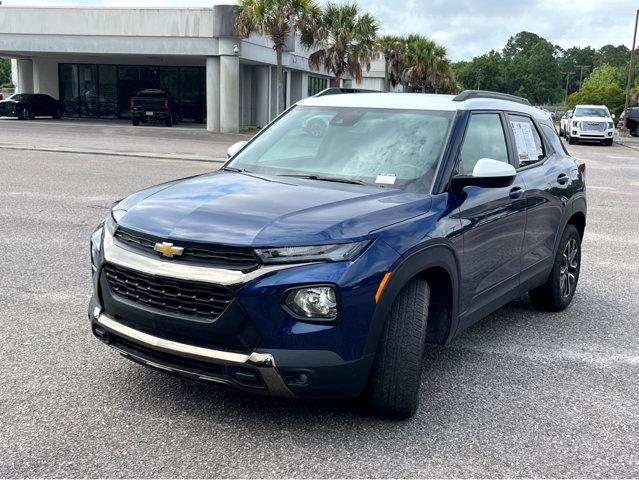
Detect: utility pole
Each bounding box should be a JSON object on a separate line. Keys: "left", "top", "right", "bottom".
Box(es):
{"left": 576, "top": 64, "right": 589, "bottom": 89}
{"left": 623, "top": 9, "right": 639, "bottom": 128}
{"left": 563, "top": 71, "right": 573, "bottom": 105}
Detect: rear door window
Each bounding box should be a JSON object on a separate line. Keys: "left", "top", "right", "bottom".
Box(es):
{"left": 507, "top": 114, "right": 546, "bottom": 168}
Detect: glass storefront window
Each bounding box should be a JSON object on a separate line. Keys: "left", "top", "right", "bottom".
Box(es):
{"left": 79, "top": 64, "right": 98, "bottom": 118}
{"left": 59, "top": 64, "right": 79, "bottom": 117}
{"left": 98, "top": 65, "right": 117, "bottom": 118}
{"left": 59, "top": 63, "right": 206, "bottom": 123}
{"left": 308, "top": 76, "right": 328, "bottom": 96}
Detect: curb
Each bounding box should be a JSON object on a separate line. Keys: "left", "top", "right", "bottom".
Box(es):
{"left": 0, "top": 144, "right": 226, "bottom": 163}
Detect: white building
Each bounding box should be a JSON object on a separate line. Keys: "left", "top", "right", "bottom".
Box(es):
{"left": 0, "top": 4, "right": 386, "bottom": 132}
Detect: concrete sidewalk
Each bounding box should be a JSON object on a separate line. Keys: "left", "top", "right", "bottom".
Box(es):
{"left": 614, "top": 132, "right": 639, "bottom": 151}
{"left": 0, "top": 117, "right": 252, "bottom": 162}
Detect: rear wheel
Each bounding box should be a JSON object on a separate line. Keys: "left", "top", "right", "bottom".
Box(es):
{"left": 165, "top": 113, "right": 173, "bottom": 127}
{"left": 364, "top": 278, "right": 430, "bottom": 419}
{"left": 132, "top": 118, "right": 140, "bottom": 126}
{"left": 529, "top": 224, "right": 581, "bottom": 311}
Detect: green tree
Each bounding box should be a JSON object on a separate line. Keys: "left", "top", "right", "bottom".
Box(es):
{"left": 303, "top": 2, "right": 379, "bottom": 86}
{"left": 0, "top": 58, "right": 12, "bottom": 87}
{"left": 401, "top": 35, "right": 457, "bottom": 93}
{"left": 596, "top": 44, "right": 631, "bottom": 68}
{"left": 453, "top": 50, "right": 505, "bottom": 92}
{"left": 567, "top": 83, "right": 625, "bottom": 115}
{"left": 505, "top": 40, "right": 562, "bottom": 104}
{"left": 377, "top": 34, "right": 404, "bottom": 91}
{"left": 558, "top": 46, "right": 596, "bottom": 93}
{"left": 236, "top": 0, "right": 320, "bottom": 114}
{"left": 583, "top": 64, "right": 630, "bottom": 90}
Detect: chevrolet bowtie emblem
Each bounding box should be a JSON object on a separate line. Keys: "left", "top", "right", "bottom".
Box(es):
{"left": 154, "top": 242, "right": 185, "bottom": 258}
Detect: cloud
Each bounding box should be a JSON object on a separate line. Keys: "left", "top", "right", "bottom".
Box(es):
{"left": 3, "top": 0, "right": 638, "bottom": 60}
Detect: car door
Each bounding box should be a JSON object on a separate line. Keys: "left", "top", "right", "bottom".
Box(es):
{"left": 506, "top": 114, "right": 572, "bottom": 284}
{"left": 453, "top": 111, "right": 527, "bottom": 322}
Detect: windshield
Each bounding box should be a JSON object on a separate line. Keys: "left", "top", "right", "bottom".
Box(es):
{"left": 228, "top": 106, "right": 453, "bottom": 193}
{"left": 9, "top": 94, "right": 36, "bottom": 101}
{"left": 574, "top": 107, "right": 609, "bottom": 117}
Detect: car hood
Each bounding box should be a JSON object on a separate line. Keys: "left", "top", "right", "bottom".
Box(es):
{"left": 115, "top": 171, "right": 432, "bottom": 246}
{"left": 0, "top": 100, "right": 21, "bottom": 106}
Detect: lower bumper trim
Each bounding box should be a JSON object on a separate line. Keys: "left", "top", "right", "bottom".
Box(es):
{"left": 94, "top": 311, "right": 293, "bottom": 397}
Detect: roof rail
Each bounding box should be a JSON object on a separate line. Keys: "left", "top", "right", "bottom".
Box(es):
{"left": 453, "top": 90, "right": 531, "bottom": 106}
{"left": 314, "top": 88, "right": 379, "bottom": 97}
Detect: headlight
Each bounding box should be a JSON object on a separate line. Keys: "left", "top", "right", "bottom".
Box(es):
{"left": 284, "top": 286, "right": 338, "bottom": 321}
{"left": 255, "top": 241, "right": 369, "bottom": 264}
{"left": 91, "top": 224, "right": 104, "bottom": 269}
{"left": 607, "top": 122, "right": 614, "bottom": 129}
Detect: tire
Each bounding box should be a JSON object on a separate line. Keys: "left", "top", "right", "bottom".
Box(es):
{"left": 52, "top": 108, "right": 62, "bottom": 119}
{"left": 529, "top": 224, "right": 581, "bottom": 311}
{"left": 568, "top": 135, "right": 577, "bottom": 145}
{"left": 605, "top": 139, "right": 613, "bottom": 146}
{"left": 132, "top": 118, "right": 140, "bottom": 126}
{"left": 19, "top": 108, "right": 30, "bottom": 120}
{"left": 364, "top": 277, "right": 430, "bottom": 419}
{"left": 165, "top": 113, "right": 173, "bottom": 127}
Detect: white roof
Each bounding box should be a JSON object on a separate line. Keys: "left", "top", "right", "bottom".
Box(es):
{"left": 298, "top": 92, "right": 551, "bottom": 120}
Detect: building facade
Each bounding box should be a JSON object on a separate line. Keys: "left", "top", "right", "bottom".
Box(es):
{"left": 0, "top": 5, "right": 385, "bottom": 132}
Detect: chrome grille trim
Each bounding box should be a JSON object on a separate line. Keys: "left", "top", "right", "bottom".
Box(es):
{"left": 103, "top": 226, "right": 311, "bottom": 286}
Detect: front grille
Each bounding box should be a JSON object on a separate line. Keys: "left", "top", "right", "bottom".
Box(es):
{"left": 114, "top": 227, "right": 259, "bottom": 271}
{"left": 104, "top": 263, "right": 234, "bottom": 319}
{"left": 582, "top": 122, "right": 605, "bottom": 132}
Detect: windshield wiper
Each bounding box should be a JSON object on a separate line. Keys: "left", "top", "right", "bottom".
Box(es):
{"left": 221, "top": 166, "right": 245, "bottom": 172}
{"left": 277, "top": 174, "right": 366, "bottom": 185}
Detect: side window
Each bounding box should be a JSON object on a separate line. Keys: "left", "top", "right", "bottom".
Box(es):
{"left": 508, "top": 114, "right": 546, "bottom": 167}
{"left": 459, "top": 113, "right": 509, "bottom": 175}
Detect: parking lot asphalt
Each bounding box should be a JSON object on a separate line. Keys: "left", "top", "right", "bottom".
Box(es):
{"left": 0, "top": 117, "right": 250, "bottom": 162}
{"left": 1, "top": 138, "right": 638, "bottom": 477}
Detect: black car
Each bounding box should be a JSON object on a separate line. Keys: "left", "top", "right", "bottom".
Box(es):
{"left": 0, "top": 93, "right": 65, "bottom": 120}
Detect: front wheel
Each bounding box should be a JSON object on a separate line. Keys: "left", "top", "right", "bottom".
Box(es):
{"left": 364, "top": 277, "right": 430, "bottom": 419}
{"left": 529, "top": 224, "right": 581, "bottom": 311}
{"left": 19, "top": 108, "right": 30, "bottom": 120}
{"left": 568, "top": 135, "right": 577, "bottom": 145}
{"left": 52, "top": 108, "right": 63, "bottom": 119}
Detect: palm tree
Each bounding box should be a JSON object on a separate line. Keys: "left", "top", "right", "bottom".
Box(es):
{"left": 236, "top": 0, "right": 320, "bottom": 114}
{"left": 401, "top": 35, "right": 457, "bottom": 93}
{"left": 302, "top": 3, "right": 379, "bottom": 87}
{"left": 377, "top": 34, "right": 405, "bottom": 92}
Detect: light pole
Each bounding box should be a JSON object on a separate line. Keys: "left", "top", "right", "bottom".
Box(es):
{"left": 623, "top": 9, "right": 639, "bottom": 129}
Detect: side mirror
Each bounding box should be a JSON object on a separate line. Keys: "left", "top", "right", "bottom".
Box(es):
{"left": 452, "top": 158, "right": 517, "bottom": 188}
{"left": 568, "top": 112, "right": 573, "bottom": 118}
{"left": 227, "top": 140, "right": 248, "bottom": 158}
{"left": 611, "top": 113, "right": 616, "bottom": 120}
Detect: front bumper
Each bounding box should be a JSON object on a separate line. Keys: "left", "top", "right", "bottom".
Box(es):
{"left": 571, "top": 128, "right": 614, "bottom": 140}
{"left": 90, "top": 306, "right": 295, "bottom": 397}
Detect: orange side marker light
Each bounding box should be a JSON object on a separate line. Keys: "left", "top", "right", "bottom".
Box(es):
{"left": 375, "top": 272, "right": 392, "bottom": 303}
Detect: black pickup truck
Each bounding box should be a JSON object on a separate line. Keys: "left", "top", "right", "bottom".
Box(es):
{"left": 620, "top": 107, "right": 639, "bottom": 136}
{"left": 130, "top": 89, "right": 177, "bottom": 127}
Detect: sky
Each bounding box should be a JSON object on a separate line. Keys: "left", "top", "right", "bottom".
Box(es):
{"left": 3, "top": 0, "right": 638, "bottom": 61}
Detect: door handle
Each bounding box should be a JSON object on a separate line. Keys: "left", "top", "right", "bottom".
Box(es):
{"left": 509, "top": 186, "right": 524, "bottom": 200}
{"left": 557, "top": 173, "right": 569, "bottom": 185}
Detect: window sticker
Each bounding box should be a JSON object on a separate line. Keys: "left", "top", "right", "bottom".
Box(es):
{"left": 511, "top": 121, "right": 540, "bottom": 161}
{"left": 375, "top": 173, "right": 397, "bottom": 185}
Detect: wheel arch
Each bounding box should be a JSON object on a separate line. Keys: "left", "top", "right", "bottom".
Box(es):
{"left": 363, "top": 240, "right": 461, "bottom": 358}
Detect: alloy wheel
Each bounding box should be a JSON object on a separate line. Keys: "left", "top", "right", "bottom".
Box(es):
{"left": 559, "top": 238, "right": 579, "bottom": 298}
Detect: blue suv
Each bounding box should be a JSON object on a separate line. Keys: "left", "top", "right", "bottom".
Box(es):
{"left": 89, "top": 90, "right": 586, "bottom": 418}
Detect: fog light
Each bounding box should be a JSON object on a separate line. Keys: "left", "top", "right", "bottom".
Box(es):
{"left": 284, "top": 286, "right": 338, "bottom": 321}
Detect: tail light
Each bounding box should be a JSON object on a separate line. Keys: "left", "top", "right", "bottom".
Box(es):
{"left": 130, "top": 99, "right": 135, "bottom": 109}
{"left": 163, "top": 99, "right": 169, "bottom": 109}
{"left": 577, "top": 160, "right": 586, "bottom": 177}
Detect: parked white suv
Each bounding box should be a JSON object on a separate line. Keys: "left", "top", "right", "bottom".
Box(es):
{"left": 566, "top": 105, "right": 615, "bottom": 146}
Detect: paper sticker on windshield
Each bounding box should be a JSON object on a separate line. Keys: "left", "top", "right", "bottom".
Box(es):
{"left": 376, "top": 173, "right": 397, "bottom": 185}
